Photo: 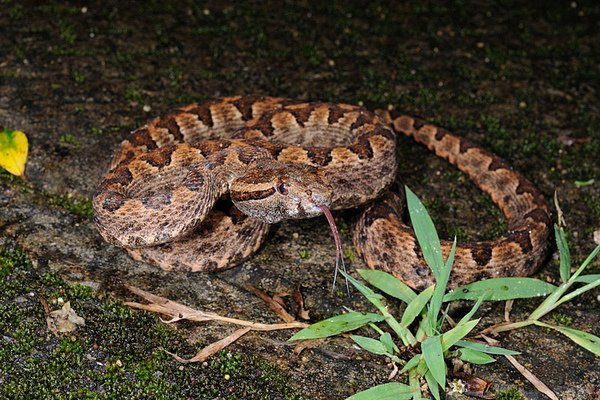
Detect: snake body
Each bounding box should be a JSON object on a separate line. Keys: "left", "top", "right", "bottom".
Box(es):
{"left": 93, "top": 96, "right": 551, "bottom": 289}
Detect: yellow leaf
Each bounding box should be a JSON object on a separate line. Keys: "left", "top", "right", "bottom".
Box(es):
{"left": 0, "top": 128, "right": 28, "bottom": 177}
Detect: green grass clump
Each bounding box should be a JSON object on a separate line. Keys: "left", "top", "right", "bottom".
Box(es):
{"left": 290, "top": 187, "right": 600, "bottom": 400}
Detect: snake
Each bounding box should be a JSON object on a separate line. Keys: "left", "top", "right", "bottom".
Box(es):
{"left": 92, "top": 96, "right": 551, "bottom": 290}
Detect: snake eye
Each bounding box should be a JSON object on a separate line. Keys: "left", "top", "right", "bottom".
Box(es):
{"left": 276, "top": 181, "right": 288, "bottom": 195}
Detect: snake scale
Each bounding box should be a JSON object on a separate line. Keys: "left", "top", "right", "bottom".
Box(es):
{"left": 93, "top": 96, "right": 551, "bottom": 290}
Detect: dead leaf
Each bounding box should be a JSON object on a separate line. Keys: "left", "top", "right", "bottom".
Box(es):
{"left": 46, "top": 301, "right": 85, "bottom": 334}
{"left": 246, "top": 284, "right": 295, "bottom": 323}
{"left": 124, "top": 284, "right": 307, "bottom": 331}
{"left": 124, "top": 284, "right": 310, "bottom": 363}
{"left": 164, "top": 327, "right": 251, "bottom": 363}
{"left": 293, "top": 338, "right": 325, "bottom": 355}
{"left": 462, "top": 376, "right": 494, "bottom": 399}
{"left": 272, "top": 292, "right": 288, "bottom": 308}
{"left": 504, "top": 299, "right": 514, "bottom": 322}
{"left": 39, "top": 296, "right": 58, "bottom": 336}
{"left": 292, "top": 286, "right": 310, "bottom": 320}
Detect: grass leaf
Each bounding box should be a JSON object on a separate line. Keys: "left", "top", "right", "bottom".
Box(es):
{"left": 424, "top": 370, "right": 441, "bottom": 400}
{"left": 458, "top": 348, "right": 497, "bottom": 364}
{"left": 441, "top": 319, "right": 480, "bottom": 352}
{"left": 338, "top": 269, "right": 386, "bottom": 309}
{"left": 351, "top": 335, "right": 388, "bottom": 355}
{"left": 534, "top": 322, "right": 600, "bottom": 356}
{"left": 444, "top": 278, "right": 557, "bottom": 301}
{"left": 456, "top": 295, "right": 487, "bottom": 326}
{"left": 0, "top": 128, "right": 28, "bottom": 177}
{"left": 455, "top": 340, "right": 520, "bottom": 355}
{"left": 406, "top": 186, "right": 444, "bottom": 277}
{"left": 427, "top": 238, "right": 456, "bottom": 333}
{"left": 422, "top": 335, "right": 446, "bottom": 389}
{"left": 289, "top": 311, "right": 384, "bottom": 341}
{"left": 345, "top": 382, "right": 414, "bottom": 400}
{"left": 399, "top": 354, "right": 421, "bottom": 375}
{"left": 401, "top": 285, "right": 434, "bottom": 327}
{"left": 568, "top": 242, "right": 600, "bottom": 283}
{"left": 357, "top": 269, "right": 417, "bottom": 304}
{"left": 379, "top": 332, "right": 399, "bottom": 354}
{"left": 574, "top": 274, "right": 600, "bottom": 284}
{"left": 555, "top": 225, "right": 571, "bottom": 282}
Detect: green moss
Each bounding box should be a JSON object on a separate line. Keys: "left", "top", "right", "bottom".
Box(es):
{"left": 59, "top": 133, "right": 80, "bottom": 146}
{"left": 447, "top": 226, "right": 467, "bottom": 243}
{"left": 0, "top": 245, "right": 306, "bottom": 399}
{"left": 298, "top": 250, "right": 311, "bottom": 260}
{"left": 584, "top": 195, "right": 600, "bottom": 218}
{"left": 551, "top": 313, "right": 573, "bottom": 326}
{"left": 58, "top": 20, "right": 77, "bottom": 46}
{"left": 44, "top": 192, "right": 93, "bottom": 219}
{"left": 495, "top": 387, "right": 525, "bottom": 400}
{"left": 343, "top": 248, "right": 356, "bottom": 262}
{"left": 125, "top": 83, "right": 144, "bottom": 104}
{"left": 71, "top": 70, "right": 85, "bottom": 83}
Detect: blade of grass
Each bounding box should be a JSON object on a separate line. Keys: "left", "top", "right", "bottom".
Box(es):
{"left": 534, "top": 321, "right": 600, "bottom": 356}
{"left": 574, "top": 274, "right": 600, "bottom": 284}
{"left": 399, "top": 354, "right": 421, "bottom": 375}
{"left": 351, "top": 335, "right": 400, "bottom": 362}
{"left": 444, "top": 278, "right": 556, "bottom": 301}
{"left": 345, "top": 382, "right": 414, "bottom": 400}
{"left": 567, "top": 242, "right": 600, "bottom": 282}
{"left": 456, "top": 294, "right": 487, "bottom": 326}
{"left": 554, "top": 277, "right": 600, "bottom": 308}
{"left": 458, "top": 348, "right": 496, "bottom": 364}
{"left": 441, "top": 319, "right": 480, "bottom": 351}
{"left": 401, "top": 285, "right": 434, "bottom": 327}
{"left": 289, "top": 311, "right": 384, "bottom": 340}
{"left": 380, "top": 332, "right": 399, "bottom": 354}
{"left": 357, "top": 269, "right": 417, "bottom": 304}
{"left": 424, "top": 370, "right": 441, "bottom": 400}
{"left": 406, "top": 186, "right": 444, "bottom": 277}
{"left": 530, "top": 242, "right": 600, "bottom": 320}
{"left": 422, "top": 335, "right": 445, "bottom": 389}
{"left": 455, "top": 340, "right": 520, "bottom": 355}
{"left": 409, "top": 369, "right": 424, "bottom": 400}
{"left": 427, "top": 238, "right": 456, "bottom": 334}
{"left": 339, "top": 268, "right": 416, "bottom": 345}
{"left": 554, "top": 225, "right": 571, "bottom": 282}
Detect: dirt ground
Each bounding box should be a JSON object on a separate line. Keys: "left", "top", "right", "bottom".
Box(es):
{"left": 1, "top": 1, "right": 598, "bottom": 399}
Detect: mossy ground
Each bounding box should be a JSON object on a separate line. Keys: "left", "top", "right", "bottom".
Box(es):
{"left": 1, "top": 0, "right": 599, "bottom": 399}
{"left": 0, "top": 246, "right": 304, "bottom": 400}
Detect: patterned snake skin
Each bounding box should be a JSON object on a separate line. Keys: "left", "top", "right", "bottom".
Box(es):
{"left": 93, "top": 96, "right": 551, "bottom": 289}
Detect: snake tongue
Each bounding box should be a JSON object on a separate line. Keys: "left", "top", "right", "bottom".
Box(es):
{"left": 318, "top": 205, "right": 348, "bottom": 291}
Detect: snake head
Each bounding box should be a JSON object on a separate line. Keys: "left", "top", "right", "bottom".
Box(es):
{"left": 230, "top": 162, "right": 333, "bottom": 223}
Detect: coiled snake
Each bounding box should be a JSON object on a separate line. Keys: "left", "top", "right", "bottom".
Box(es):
{"left": 93, "top": 96, "right": 551, "bottom": 290}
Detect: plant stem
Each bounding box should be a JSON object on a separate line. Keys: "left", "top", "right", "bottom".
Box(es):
{"left": 481, "top": 320, "right": 533, "bottom": 335}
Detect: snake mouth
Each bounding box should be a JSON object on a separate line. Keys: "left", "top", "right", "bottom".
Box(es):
{"left": 318, "top": 205, "right": 347, "bottom": 290}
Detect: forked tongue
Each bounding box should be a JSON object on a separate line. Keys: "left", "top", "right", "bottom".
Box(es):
{"left": 318, "top": 205, "right": 348, "bottom": 292}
